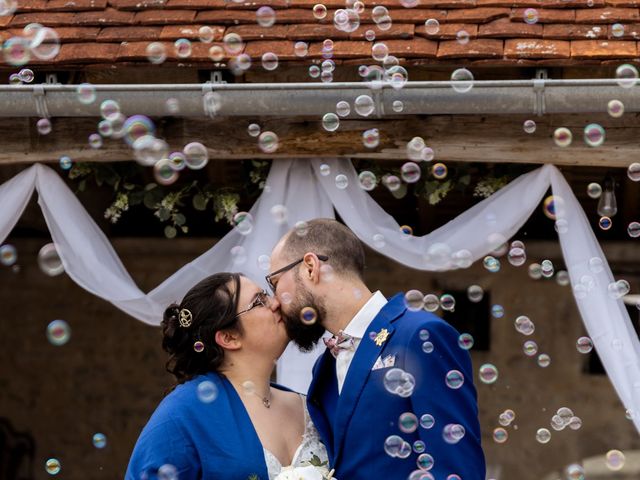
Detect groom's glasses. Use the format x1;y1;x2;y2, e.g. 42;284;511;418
265;254;329;293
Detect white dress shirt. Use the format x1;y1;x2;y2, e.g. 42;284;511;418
336;290;387;394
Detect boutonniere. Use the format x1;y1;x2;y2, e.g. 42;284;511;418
373;328;390;346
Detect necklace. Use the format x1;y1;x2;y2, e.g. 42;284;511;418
241;380;271;409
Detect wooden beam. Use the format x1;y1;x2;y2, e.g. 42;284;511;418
0;113;637;167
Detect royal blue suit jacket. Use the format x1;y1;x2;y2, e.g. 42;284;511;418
126;372;274;480
307;293;486;479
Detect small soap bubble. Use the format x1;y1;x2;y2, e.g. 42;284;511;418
606;449;625;471
420;413;435;429
261;52;279;71
458;333;474;350
467;285;484;303
335;174;349;189
401;162;422;183
357;171;377;191
493;427;508;443
523;119;536;134
587;182;602;199
523;8;538;24
300;306;318;325
479;363;498;384
336;100;350;117
450;68;474;93
196;380;218;403
146;42;167;64
536;428;551;444
584;123;605;147
92;433;107;449
553;127;572;147
515;315;535;335
432;163;448;179
627;221;640;238
313;3;327;19
322;112;340;132
354;95;375;116
537;353;551;367
37;118;52;135
233;212;254;236
445;370;464;389
523;340;538;356
491;305;504;318
599;216;612;230
256;5;276;27
440;294;455;312
38;243;64;276
183;142;209;170
294;41;308;57
404;290;424;311
174;38;192;58
45;458;61;475
258;131;279;153
423;294;439;312
442;424;466;444
47;319;71;346
616;63;638;88
424;18;439;34
608;99;624;117
627;162;640;181
398;412;419;433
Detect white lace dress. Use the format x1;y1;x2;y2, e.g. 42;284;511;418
263;396;330;480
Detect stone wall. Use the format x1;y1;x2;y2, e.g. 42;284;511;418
0;238;638;479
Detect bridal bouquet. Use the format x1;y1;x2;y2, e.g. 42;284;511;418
274;465;336;480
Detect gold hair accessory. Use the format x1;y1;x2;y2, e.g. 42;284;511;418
179;308;193;328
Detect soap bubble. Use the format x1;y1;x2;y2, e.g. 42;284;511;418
523;119;536;134
451;68;474;93
584;123;605;147
553;127;572;147
47;319;71;346
608;99;624;117
616;63;638;88
38;243;64;276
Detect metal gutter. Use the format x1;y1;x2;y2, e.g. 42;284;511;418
0;79;637;117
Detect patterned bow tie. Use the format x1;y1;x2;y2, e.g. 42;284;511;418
324;331;355;358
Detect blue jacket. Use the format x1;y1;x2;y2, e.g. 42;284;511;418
307;293;486;479
125;372;270;480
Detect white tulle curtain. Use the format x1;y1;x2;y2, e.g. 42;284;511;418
1;160;639;434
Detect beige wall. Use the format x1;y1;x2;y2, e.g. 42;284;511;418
1;238;639;479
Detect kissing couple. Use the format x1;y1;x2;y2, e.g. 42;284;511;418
126;219;486;480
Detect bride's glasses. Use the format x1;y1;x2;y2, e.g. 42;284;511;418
235;290;270;318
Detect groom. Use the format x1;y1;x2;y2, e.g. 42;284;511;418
268;219;486;479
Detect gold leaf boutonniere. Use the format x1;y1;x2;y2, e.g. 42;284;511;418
374;328;389;346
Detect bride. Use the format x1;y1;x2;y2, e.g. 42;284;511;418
125;272;330;480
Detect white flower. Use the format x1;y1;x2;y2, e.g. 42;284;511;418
274;465;326;480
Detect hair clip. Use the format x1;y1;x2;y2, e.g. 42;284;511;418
179;308;193;328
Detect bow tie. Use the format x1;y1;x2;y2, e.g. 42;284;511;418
324;331;355;358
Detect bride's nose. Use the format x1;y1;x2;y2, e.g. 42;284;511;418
268;294;280;311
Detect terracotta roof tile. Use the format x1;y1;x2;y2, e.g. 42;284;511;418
349;24;414;40
46;0;107;11
97;25;163;41
308;40;372;58
158;24;225;40
605;0;640;6
446;7;510;23
133;9;196;24
15;0;47;11
117;42;213;61
225;0;289;9
109;0;167;10
419;0;476;7
244;40;297;60
369;9;447;23
511;8;575;23
165;0;226;8
75;8;135;25
575;7;640;23
195;9;266;24
544;23;608;39
226;24;288;40
418;22;478;39
571;38;637;57
384;37;439;57
437;37;502;57
478;16;542;37
287;0;346;8
51;26;101;41
0;15;13;27
56;42;120;62
285;24;350;40
504;38;570;58
8;12;76;27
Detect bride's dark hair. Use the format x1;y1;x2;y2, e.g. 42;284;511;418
161;272;242;385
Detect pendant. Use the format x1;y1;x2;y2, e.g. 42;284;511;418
262;397;271;408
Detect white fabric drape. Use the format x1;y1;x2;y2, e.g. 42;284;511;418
1;160;639;433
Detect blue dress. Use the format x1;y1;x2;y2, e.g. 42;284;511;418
126;372;270;480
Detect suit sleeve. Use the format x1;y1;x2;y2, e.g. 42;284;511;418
125;415;200;480
404;318;486;480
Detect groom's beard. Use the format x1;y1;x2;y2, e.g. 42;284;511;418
283;287;327;352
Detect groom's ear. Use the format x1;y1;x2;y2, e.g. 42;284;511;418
302;252;322;284
215;329;242;351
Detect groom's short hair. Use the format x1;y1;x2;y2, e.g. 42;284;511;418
283;218;365;279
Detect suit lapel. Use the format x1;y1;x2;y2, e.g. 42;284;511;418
307;349;338;462
332;295;406;462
